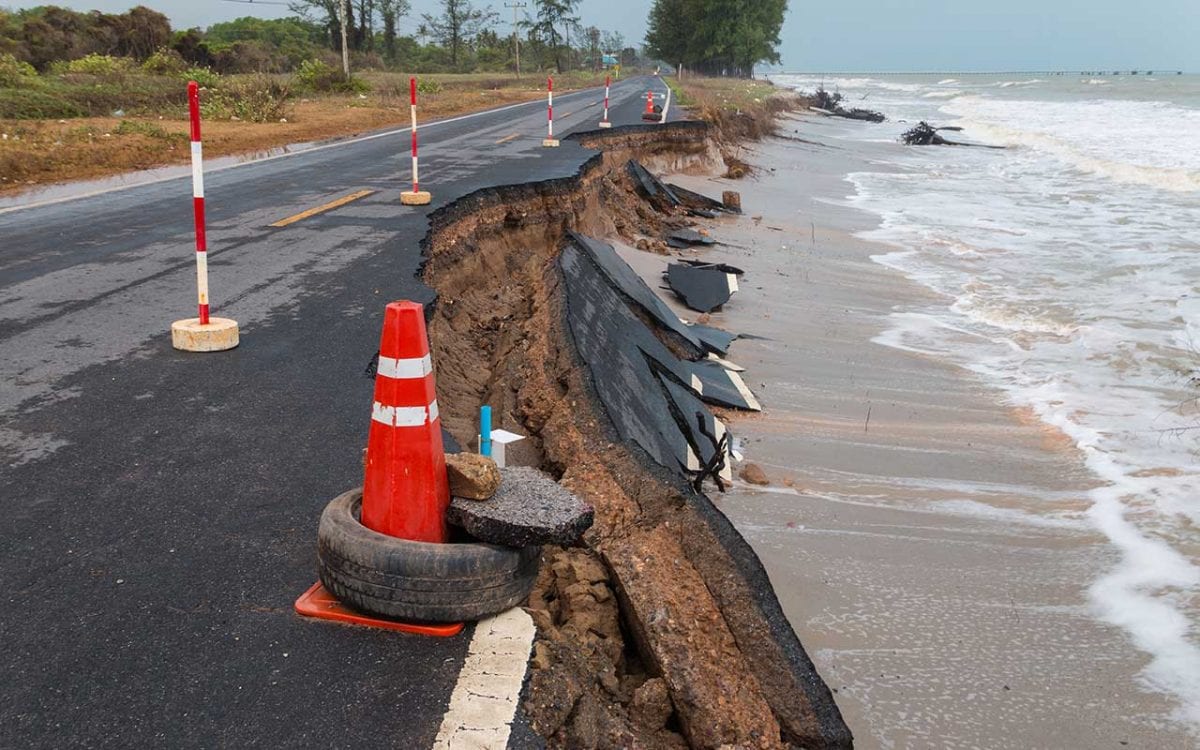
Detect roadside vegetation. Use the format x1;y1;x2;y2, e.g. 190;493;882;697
0;2;643;194
666;75;808;177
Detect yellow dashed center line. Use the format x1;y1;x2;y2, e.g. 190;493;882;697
494;133;520;144
269;189;376;228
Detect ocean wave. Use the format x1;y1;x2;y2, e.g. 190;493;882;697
941;96;1200;192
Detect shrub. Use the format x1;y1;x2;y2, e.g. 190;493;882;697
294;58;368;93
181;66;221;88
0;52;38;88
416;79;442;95
142;48;187;75
53;54;136;78
200;76;291;123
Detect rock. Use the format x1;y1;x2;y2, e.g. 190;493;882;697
445;452;501;500
697;313;712;325
531;641;553;670
631;678;673;731
447;466;595;546
738;463;770;486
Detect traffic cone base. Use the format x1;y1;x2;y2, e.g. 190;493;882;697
294;582;464;637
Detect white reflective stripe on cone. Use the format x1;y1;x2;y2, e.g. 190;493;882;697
372;400;438;427
377;354;432;380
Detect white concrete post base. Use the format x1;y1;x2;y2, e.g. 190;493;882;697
171;317;240;352
542;139;561;148
400;191;432;206
598;121;613;129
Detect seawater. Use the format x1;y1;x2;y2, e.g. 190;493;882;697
774;73;1200;729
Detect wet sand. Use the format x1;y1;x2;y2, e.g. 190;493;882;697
623;116;1195;747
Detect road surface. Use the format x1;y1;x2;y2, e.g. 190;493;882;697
0;76;672;749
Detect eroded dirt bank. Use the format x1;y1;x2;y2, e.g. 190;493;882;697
421;122;851;749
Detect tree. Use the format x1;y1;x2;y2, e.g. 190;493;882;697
644;0;693;72
601;30;624;56
645;0;786;77
527;0;577;73
377;0;410;63
205;16;323;66
289;0;355;53
421;0;496;69
584;25;600;71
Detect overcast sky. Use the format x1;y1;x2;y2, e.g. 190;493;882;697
5;0;1197;71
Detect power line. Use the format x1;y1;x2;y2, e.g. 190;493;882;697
219;0;292;6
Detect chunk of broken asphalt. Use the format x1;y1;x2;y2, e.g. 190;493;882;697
666;262;738;313
447;466;595;547
666;229;717;248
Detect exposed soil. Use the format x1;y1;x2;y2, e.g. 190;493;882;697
421;123;851;748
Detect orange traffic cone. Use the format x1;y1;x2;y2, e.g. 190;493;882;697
361;300;450;543
642;91;659;121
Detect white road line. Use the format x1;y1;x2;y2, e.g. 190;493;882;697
1;83;640;216
432;608;535;750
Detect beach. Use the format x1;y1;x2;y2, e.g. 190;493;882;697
629;108;1198;747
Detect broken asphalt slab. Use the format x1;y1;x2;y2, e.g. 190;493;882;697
665;262;740;313
567;231;735;357
559;237;732;481
448;466;594;547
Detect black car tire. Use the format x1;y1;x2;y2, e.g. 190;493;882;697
317;489;540;623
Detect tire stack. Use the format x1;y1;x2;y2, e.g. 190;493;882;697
317;489;541;623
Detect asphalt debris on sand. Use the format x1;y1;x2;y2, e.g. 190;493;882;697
688;359;762;412
666;228;717;249
447;466;594;547
626;159;682;209
559;236;734;485
665;261;739;313
567;231;735;358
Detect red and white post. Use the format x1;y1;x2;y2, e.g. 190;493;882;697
171;80;239;353
598;75;612;128
401;77;432;206
543;76;560;148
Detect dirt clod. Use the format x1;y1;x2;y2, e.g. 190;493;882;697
445;452;501;500
739;463;771;486
631;678;674;732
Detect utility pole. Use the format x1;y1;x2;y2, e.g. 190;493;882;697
337;0;350;77
504;2;527;79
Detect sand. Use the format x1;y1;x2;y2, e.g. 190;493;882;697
621;115;1196;748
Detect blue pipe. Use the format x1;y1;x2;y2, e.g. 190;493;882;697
480;405;492;457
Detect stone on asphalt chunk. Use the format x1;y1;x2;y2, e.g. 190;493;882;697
447;466;594;546
446;453;502;500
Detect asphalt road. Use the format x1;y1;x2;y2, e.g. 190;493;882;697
0;75;672;749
